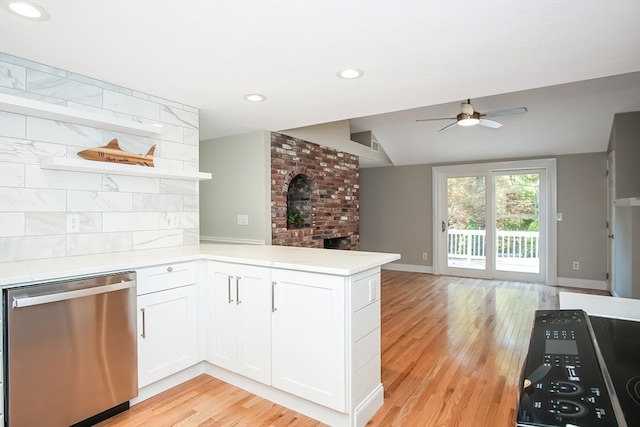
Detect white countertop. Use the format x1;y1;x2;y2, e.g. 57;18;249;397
0;244;401;287
558;291;640;321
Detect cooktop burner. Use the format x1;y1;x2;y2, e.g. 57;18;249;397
590;316;640;426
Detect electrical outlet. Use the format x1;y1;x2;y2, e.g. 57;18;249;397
168;212;179;228
67;214;80;233
423;252;428;260
572;261;580;270
237;214;249;226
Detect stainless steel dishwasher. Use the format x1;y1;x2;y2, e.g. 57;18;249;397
3;271;138;427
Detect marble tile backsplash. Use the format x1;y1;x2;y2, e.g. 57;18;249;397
0;53;201;262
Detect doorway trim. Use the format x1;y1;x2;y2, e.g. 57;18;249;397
432;158;557;285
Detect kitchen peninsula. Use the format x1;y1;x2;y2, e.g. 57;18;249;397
1;244;400;427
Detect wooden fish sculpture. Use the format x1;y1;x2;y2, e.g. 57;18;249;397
78;139;155;167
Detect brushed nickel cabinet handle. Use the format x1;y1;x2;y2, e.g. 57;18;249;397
167;266;173;272
271;281;277;312
236;276;241;305
140;308;146;339
228;275;234;303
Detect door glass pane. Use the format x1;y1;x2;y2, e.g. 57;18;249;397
447;176;486;270
494;173;540;273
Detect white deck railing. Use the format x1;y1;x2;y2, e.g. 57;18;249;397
447;230;539;263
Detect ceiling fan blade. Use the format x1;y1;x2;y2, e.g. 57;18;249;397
479;119;503;129
416;117;457;122
438;122;458;132
482;107;527;118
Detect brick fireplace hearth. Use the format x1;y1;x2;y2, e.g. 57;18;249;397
271;132;359;249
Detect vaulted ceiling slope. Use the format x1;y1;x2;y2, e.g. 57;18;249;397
1;1;639;166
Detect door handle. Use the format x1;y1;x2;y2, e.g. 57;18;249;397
227;275;234;304
607;234;614;239
442;221;446;232
12;280;136;308
236;276;241;305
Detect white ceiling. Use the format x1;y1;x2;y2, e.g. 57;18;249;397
1;1;639;167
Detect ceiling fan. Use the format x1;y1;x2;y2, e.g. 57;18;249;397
416;99;527;132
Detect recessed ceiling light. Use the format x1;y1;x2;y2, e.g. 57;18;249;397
2;0;50;21
244;94;266;102
337;68;364;79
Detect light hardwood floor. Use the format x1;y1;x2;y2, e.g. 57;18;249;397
98;270;607;427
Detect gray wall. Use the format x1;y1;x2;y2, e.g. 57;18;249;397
609;111;640;199
556;153;607;279
199;130;271;244
359;165;431;266
360;153;608;282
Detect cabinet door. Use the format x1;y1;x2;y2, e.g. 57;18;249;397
235;265;272;384
137;285;198;388
207;263;238;372
271;269;346;412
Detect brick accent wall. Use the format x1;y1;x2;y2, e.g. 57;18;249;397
271;132;359;249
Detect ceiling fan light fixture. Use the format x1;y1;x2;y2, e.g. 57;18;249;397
457;112;480;126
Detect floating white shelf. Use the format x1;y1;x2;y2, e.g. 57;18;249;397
0;93;162;137
614;197;640;207
41;157;212;181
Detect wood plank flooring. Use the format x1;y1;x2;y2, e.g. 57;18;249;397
98;271;608;427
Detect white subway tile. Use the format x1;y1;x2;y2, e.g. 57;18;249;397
27;69;102;107
0;61;26;90
0;111;26;138
183;127;199;146
160;179;198;195
160;105;198;129
161;140;199;162
0;235;66;262
103;175;160;193
0;187;66;212
0;162;25;187
0;136;66;164
25;212;66;235
133;229;182;250
67;190;133;212
25;165;102;190
104;90;160;121
26;116;103;147
67;232;133;256
133;193;183;212
0;213;25;237
103;212;160;232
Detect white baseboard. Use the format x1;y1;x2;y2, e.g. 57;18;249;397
556;277;607;291
200;236;265;245
382;262;433;274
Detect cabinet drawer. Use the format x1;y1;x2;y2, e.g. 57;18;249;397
137;262;197;295
353;300;380;342
352;274;380;312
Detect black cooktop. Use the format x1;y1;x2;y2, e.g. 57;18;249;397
589;315;640;427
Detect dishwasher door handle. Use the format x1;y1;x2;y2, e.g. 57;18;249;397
12;280;136;308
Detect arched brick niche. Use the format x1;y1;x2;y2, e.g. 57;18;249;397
271;132;359;249
286;174;313;228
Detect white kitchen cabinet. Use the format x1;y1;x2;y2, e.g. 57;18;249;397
206;262;271;385
271;268;347;412
136;263;198;388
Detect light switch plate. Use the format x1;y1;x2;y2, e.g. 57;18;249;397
237;214;249;226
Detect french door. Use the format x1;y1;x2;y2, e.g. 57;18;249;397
433;159;556;284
